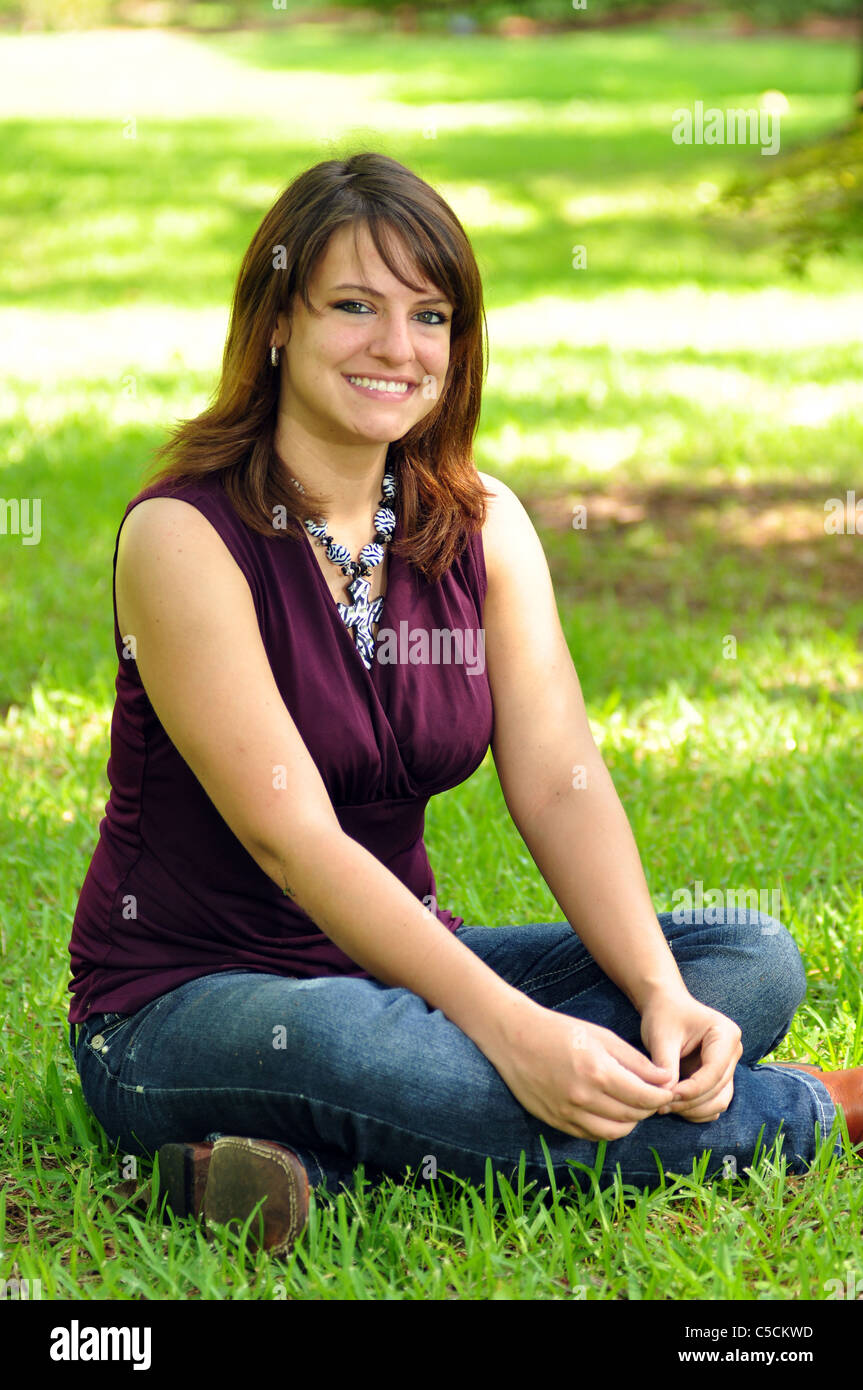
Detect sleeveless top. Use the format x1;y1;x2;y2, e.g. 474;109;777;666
67;469;494;1023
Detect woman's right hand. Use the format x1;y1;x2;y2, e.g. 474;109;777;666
488;999;677;1142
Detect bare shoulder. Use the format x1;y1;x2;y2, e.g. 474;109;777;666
117;495;238;575
116;495;247;632
475;469;549;591
119;495;219;547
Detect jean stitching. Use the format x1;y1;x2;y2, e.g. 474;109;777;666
79;1070;837;1177
80;989;183;1070
521;960;594;991
77;1071;600;1170
85;1015;133;1048
82;1080;828;1177
755;1063;842;1154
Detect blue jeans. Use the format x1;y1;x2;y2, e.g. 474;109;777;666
68;909;841;1195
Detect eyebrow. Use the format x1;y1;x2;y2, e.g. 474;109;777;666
331;282;452;307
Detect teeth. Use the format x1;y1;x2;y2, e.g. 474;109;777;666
347;376;410;394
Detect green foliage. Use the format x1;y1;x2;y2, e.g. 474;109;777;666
723;117;863;274
1;0;860;34
333;0;862;18
0;0;112;27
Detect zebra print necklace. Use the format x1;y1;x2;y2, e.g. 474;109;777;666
290;470;398;672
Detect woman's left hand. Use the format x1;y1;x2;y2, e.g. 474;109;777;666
639;989;743;1122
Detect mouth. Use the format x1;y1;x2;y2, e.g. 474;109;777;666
344;374;418;401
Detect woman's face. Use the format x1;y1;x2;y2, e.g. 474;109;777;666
273;221;453;447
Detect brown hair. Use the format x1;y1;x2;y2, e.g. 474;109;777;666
143;150;494;583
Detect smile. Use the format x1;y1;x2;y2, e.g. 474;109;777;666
345;375;415;398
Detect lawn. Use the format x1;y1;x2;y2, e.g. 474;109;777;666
1;20;862;1302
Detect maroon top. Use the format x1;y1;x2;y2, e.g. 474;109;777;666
67;469;494;1023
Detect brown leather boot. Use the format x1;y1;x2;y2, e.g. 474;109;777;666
771;1062;863;1146
156;1136;310;1255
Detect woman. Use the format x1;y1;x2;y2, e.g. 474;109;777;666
68;151;860;1257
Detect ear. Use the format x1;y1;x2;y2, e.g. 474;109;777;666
273;309;293;350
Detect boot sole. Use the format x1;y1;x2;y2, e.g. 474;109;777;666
156;1136;309;1256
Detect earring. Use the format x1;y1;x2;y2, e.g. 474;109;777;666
270;346;279;367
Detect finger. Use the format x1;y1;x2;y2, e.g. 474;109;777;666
600;1031;679;1090
562;1046;676;1126
671;1064;737;1116
566;1112;642;1143
561;1076;670;1126
677;1082;734;1123
584;1052;677;1117
672;1059;733;1105
669;1084;732;1122
568;1029;676;1114
671;1064;735;1113
568;1094;665;1127
645;1030;682;1089
671;1032;741;1102
668;1040;739;1112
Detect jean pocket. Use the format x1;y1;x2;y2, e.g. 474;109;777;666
82;989;178;1081
86;1012;134;1059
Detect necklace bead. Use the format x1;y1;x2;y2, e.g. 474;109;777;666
294;470;397;672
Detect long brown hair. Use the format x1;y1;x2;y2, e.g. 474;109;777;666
144;150;494;583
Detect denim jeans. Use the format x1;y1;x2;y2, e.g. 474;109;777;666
68;909;841;1196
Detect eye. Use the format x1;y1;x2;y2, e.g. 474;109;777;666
333;301;449;325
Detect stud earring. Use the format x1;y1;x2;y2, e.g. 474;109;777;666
270;346;279;367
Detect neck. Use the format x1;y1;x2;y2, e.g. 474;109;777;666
273;416;391;529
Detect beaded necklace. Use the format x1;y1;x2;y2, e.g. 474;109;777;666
289;470;398;672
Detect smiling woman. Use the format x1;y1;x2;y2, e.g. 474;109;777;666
137;152;491;585
266;217;459;584
65;149;858;1261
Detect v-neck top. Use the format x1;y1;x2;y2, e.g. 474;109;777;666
67;469;494;1023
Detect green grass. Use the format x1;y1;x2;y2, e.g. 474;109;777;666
1;23;862;1301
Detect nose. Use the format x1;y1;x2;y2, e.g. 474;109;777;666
369;311;416;364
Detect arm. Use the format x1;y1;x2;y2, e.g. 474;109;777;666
480;472;683;1008
479;472;741;1113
